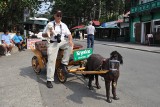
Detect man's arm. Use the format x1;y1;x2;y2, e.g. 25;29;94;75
68;34;74;47
19;36;23;41
10;39;14;44
19;36;23;43
2;40;6;44
64;24;74;47
1;35;7;44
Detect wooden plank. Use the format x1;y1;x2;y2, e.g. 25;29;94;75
68;67;109;74
68;67;85;72
77;67;85;70
69;70;109;74
69;69;77;72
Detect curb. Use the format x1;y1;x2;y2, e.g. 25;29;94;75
102;43;160;54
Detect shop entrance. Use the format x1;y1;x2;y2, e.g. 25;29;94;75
134;23;141;43
144;22;151;41
144;22;151;35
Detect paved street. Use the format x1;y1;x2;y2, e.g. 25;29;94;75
0;50;43;107
0;40;160;107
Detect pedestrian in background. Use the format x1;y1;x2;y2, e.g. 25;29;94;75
1;29;14;56
76;31;80;39
79;31;83;40
42;10;74;88
86;21;96;48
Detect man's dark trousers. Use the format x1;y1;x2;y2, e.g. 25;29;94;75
87;34;94;48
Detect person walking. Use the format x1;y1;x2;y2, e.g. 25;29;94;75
42;10;74;88
86;21;96;48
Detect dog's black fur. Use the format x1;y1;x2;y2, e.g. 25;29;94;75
85;51;123;103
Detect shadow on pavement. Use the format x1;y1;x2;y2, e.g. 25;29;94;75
19;66;107;104
63;75;106;104
19;66;46;86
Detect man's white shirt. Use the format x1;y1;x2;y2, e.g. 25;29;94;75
43;21;71;41
86;25;95;35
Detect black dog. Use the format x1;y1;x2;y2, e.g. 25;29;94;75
85;51;123;103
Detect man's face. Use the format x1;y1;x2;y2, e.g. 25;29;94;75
54;13;62;22
6;31;9;35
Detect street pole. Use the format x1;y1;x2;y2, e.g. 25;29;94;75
24;7;29;41
93;3;96;20
24;15;26;39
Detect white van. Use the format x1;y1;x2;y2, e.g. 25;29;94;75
26;17;48;39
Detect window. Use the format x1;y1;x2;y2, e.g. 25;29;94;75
154;21;160;33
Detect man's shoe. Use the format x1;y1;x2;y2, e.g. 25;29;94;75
46;81;53;88
7;52;11;55
5;53;9;56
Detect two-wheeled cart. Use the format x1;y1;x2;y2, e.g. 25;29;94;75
31;41;109;83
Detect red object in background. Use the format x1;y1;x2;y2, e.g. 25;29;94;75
92;20;100;26
71;25;85;30
116;19;124;23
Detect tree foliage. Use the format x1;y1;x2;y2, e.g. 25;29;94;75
0;0;126;31
0;0;41;31
52;0;125;27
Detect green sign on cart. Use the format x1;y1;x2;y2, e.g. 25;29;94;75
73;48;93;61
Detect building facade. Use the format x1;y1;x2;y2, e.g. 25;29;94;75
130;0;160;44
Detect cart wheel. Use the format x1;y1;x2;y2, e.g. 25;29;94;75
32;56;41;75
56;68;67;83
